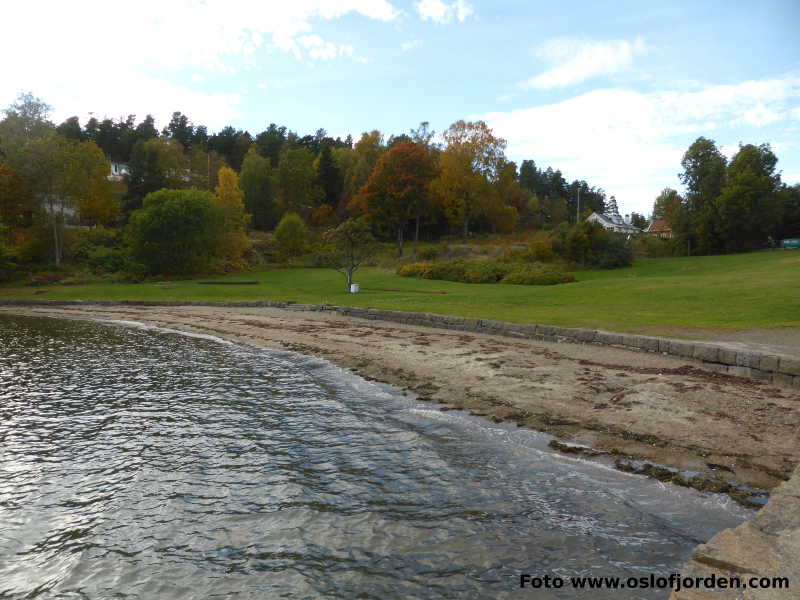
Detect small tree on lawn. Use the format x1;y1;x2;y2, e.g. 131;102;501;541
321;219;380;292
274;212;310;262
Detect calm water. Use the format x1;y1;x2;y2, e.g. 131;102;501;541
0;315;752;599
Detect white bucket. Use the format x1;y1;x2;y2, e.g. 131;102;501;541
349;283;360;293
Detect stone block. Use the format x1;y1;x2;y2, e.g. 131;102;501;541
570;328;597;343
535;325;557;337
736;351;760;368
621;334;642;348
668;340;696;358
515;324;537;338
659;338;672;353
779;357;800;376
596;331;623;346
717;348;738;365
702;363;729;374
634;336;661;352
759;355;780;373
692;344;719;362
773;373;794;388
729;366;752;377
463;318;480;330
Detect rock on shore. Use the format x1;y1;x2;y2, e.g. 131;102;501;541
670;464;800;599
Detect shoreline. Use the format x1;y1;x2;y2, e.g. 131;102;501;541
3;303;798;500
4;304;798;598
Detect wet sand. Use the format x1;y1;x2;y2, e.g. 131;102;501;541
4;304;799;492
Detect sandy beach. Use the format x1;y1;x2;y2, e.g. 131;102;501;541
4;304;799;493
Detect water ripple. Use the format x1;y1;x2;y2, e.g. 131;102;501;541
0;315;751;599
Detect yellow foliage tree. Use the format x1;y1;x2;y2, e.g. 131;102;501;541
432;120;506;241
213;166;251;270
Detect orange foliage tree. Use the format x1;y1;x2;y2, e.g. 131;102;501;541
348;141;437;256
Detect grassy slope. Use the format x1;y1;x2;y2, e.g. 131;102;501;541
2;251;798;335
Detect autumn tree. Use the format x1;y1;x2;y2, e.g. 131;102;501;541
213;167;251;270
490;160;522;233
0;93;54;161
433;120;506;241
239;147;275;230
349;141;437;256
651;187;683;221
12;136;113;265
186;145;227;191
0;165;34;228
343;131;384;207
275;147;322;217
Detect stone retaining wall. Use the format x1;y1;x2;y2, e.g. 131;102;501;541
2;299;798;388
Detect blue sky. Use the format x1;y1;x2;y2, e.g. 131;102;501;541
2;0;798;216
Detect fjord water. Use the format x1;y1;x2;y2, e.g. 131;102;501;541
0;315;751;599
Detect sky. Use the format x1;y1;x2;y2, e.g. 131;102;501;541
2;0;799;217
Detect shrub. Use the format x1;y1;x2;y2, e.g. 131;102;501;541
501;265;575;285
463;260;515;283
398;257;574;286
499;246;529;263
416;246;439;261
0;226;16;282
632;235;674;258
528;236;557;262
127;189;225;275
596;234;634;268
397;262;434;278
86;246;128;274
274;213;310;261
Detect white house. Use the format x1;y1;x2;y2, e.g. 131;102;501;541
108;161;130;181
586;200;641;235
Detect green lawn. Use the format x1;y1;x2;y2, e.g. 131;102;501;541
2;251;799;336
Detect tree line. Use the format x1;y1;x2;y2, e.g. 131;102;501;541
651;137;799;255
1;92;797;281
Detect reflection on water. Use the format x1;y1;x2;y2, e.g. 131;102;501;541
0;315;751;599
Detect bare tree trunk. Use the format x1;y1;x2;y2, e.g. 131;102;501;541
413;214;420;257
51;217;60;267
462;216;469;243
396;226;404;257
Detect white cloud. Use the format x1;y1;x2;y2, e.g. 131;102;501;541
0;0;399;131
256;82;267;89
298;34;355;61
478;75;800;216
58;74;242;133
401;40;424;52
522;37;646;90
415;0;473;24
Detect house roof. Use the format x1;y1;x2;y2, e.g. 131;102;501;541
587;211;640;232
